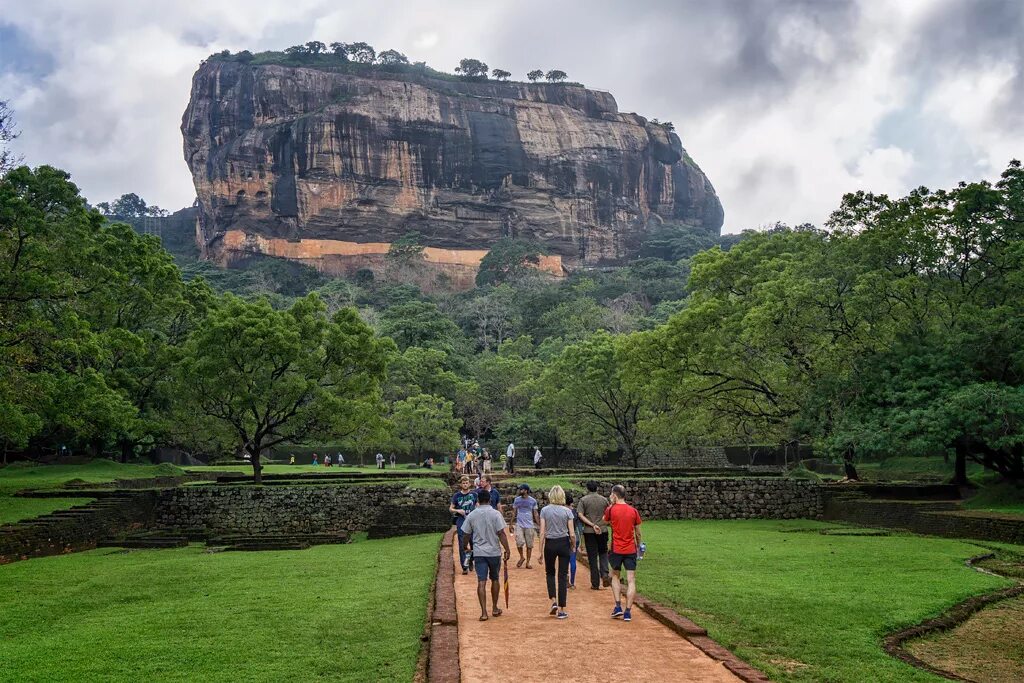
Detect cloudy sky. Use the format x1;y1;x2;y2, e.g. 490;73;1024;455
1;0;1022;232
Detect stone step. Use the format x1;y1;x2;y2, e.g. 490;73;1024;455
222;542;311;551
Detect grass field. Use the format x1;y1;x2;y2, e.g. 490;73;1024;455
0;534;439;682
0;461;185;526
185;464;432;475
639;520;1011;682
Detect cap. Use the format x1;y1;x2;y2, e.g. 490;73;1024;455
518;483;531;492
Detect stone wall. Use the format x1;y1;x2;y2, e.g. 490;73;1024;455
0;492;158;564
156;478;823;538
823;493;1024;545
495;478;822;523
156;484;450;535
637;447;732;469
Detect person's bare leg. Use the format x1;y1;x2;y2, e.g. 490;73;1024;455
526;543;533;568
490;578;502;616
611;569;622;605
517;543;525;566
477;580;488;620
625;569;637;610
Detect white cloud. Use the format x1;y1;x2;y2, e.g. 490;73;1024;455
0;0;1021;231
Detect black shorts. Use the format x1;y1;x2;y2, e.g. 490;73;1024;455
609;551;637;571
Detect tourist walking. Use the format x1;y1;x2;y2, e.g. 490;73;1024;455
566;492;581;589
324;454;332;467
460;489;511;620
533;446;543;469
456;446;466;473
577;481;612;589
512;484;539;568
481;448;492;473
336;452;345;465
375;452;384;470
389;453;397;469
465;451;474;475
506;442;515;474
289;454;295;465
475;474;502;513
538;485;576;619
312;453;319;466
450;475;477;574
604;484;643;622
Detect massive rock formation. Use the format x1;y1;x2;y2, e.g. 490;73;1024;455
182;60;723;287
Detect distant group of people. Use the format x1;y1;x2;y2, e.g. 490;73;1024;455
292;452;346;467
374;452;398;469
450;475;643;622
454;440;543;476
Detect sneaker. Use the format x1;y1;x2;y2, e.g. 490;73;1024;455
602;575;612;588
611;604;624;619
623;609;632;622
549;603;558;616
462;568;468;575
557;611;569;619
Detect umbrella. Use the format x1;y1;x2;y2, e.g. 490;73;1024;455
503;555;510;608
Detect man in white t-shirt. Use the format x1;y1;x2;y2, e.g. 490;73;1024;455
533;446;542;469
505;442;516;474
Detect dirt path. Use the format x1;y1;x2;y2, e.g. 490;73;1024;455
453;530;741;683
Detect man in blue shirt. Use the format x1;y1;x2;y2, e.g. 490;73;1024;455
512;483;539;568
475;474;502;513
449;476;477;574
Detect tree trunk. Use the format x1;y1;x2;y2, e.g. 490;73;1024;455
951;449;969;486
119;440;133;464
251;441;263;484
843;448;859;481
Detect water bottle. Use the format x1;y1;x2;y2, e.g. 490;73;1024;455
637;542;647;560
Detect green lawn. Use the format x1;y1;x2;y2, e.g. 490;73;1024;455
0;535;439;682
639;520;1011;682
962;478;1024;516
0;461;185;526
856;456;983;482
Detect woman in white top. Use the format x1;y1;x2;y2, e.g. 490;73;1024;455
538;485;576;619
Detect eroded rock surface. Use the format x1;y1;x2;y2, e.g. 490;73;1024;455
182;61;723;283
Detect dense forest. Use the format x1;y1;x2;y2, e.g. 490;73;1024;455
2;103;1022;483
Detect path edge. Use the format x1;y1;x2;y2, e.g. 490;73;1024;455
881;552;1024;682
578;553;771;682
419;527;460;683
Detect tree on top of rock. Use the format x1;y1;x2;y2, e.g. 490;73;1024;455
476;238;546;287
329;42;349;58
455;58;489;79
305;41;326;55
545;70;568;83
526;69;544;82
491;68;511;81
346;42;376;63
377;49;409;65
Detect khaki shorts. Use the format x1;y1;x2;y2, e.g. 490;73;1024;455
514;526;536;548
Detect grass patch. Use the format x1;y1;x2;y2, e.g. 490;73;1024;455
0;535;439;681
185;465;426;475
0;497;96;526
0;461;184;526
907;594;1024;682
857;456;983;482
963;478;1024;516
639;519;1010;682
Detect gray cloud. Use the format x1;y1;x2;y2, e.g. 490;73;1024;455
0;0;1021;231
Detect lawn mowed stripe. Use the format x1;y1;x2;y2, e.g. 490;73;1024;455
639;519;1010;682
0;535;439;682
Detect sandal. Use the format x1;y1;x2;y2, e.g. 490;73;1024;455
516;558;524;568
492;608;503;617
479;615;489;621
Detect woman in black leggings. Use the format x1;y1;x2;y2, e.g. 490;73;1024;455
538;485;577;619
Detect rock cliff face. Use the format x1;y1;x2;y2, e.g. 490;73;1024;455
182;61;723;286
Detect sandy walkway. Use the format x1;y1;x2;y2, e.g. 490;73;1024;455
452;530;741;682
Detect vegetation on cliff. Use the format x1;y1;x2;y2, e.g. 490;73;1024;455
206;45;579;86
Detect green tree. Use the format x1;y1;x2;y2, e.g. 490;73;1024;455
304;41;326;55
475;238;545;286
385;346;462;403
110;192;149;217
377;49;409;65
178;294;389;481
526;70;544;82
329;42;349;58
378;300;463;352
455;58;489;79
545;70;568;83
346;42;376;63
537;332;656;467
390;394;461;460
491;68;511;81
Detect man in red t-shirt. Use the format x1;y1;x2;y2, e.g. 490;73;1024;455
603;484;642;622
